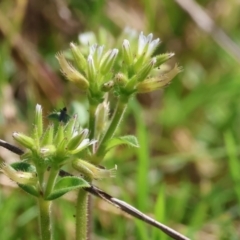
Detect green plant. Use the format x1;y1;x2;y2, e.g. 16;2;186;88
0;29;187;240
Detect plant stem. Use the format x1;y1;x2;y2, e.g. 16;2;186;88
76;189;89;240
45;167;59;197
38;197;52;240
96;96;129;159
88;103;97;141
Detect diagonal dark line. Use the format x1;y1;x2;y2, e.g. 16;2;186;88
0;139;190;240
84;184;190;240
0;139;24;155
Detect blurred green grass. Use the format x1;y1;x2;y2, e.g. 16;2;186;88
1;0;240;239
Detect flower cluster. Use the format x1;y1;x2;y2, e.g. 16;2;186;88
0;105;113;199
57;43;119;104
13;105;95;168
57;30;182;103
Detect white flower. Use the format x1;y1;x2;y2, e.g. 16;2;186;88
137;32;160;58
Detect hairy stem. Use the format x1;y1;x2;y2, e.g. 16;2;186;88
96;97;129;159
76;189;89;240
38;197;52;240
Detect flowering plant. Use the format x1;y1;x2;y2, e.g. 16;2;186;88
0;29;187;240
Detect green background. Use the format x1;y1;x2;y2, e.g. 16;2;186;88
0;0;240;239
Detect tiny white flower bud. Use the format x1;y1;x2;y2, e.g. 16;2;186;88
70;42;87;72
56;53;89;90
122;39;133;65
100;49;119;74
87;55;96;82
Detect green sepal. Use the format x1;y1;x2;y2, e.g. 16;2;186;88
18;184;39;197
99;49;118;75
66;129;88;151
54;123;65;146
70;42;87;73
45;176;90;200
133;53;146;72
56;138;68;156
41;124;54;146
135;57;156;83
35;104;43;138
123;75;138;94
64;114;78;137
32;125;40;149
122;39;133;66
12;132;35;150
154;53;174;68
105;135;139;151
72;159;94;180
87;55;96;83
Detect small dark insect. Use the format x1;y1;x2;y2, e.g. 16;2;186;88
58;107;70;123
48;107;70;124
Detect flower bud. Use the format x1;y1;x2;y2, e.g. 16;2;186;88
67;129;89;151
94;45;105;67
95;98;109;139
134;32;160;70
122;39;133;65
40;144;56;157
69;139;97;155
35;104;43;137
87;55;96;82
135;57;156;82
114;73;128;87
89;44;104;68
137;32;150;56
0;162;37;185
155;53;175;68
54;124;65;146
136;64;182;93
56;52;89;90
56;138;68;156
72;159;117;179
64;114;78;138
100;49;119;74
146;38;160;58
41;124;54;146
70;42;87;72
13;132;35;150
101;81;114;92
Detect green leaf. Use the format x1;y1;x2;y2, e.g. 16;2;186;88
45;176;90;200
11;162;36;173
105;135;139;151
18;184;39;197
